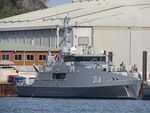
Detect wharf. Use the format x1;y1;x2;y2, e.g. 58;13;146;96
0;84;17;97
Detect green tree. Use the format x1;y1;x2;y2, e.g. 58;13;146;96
0;0;49;19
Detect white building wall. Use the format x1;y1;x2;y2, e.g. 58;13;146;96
93;27;130;65
0;29;58;48
73;27;92;54
131;29;150;73
93;27;150;73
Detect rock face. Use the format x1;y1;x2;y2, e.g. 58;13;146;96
15;0;48;10
0;0;48;19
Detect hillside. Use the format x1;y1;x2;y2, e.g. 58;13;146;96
0;0;48;19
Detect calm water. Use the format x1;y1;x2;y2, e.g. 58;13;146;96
0;97;150;113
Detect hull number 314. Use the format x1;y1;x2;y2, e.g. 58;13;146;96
93;76;101;83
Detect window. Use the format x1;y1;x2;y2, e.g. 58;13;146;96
14;54;22;61
39;54;46;61
2;54;9;60
52;73;66;80
26;54;34;61
64;56;106;62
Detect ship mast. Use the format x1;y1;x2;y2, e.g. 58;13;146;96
61;16;72;55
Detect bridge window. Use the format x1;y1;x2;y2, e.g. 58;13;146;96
64;56;106;62
52;73;66;80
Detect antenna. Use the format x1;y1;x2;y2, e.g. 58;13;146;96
60;16;72;55
64;16;70;42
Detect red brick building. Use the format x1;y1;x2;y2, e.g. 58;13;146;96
0;41;59;66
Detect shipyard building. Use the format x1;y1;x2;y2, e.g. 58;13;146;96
0;0;150;75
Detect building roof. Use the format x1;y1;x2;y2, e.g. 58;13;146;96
0;0;150;31
14;66;36;72
0;41;59;52
0;61;15;66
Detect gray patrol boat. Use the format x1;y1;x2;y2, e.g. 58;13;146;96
16;17;141;99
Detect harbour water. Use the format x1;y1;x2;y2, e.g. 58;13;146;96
0;97;150;113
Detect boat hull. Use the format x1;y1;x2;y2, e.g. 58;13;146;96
16;85;138;99
142;87;150;100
